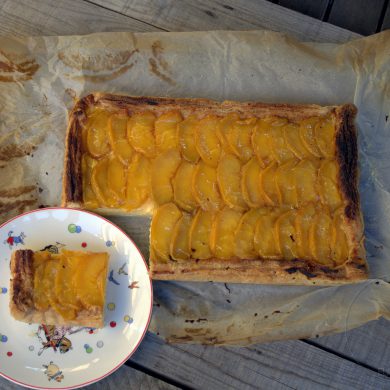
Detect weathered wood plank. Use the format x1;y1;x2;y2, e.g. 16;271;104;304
278;0;330;20
0;0;160;36
328;0;386;35
90;0;361;43
130;332;390;390
0;364;177;390
311;317;390;375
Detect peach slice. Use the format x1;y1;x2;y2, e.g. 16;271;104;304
151;149;181;205
318;159;342;210
108;114;135;165
275;209;299;260
91;156;118;207
315;117;335;158
309;207;333;266
178;114;200;163
235;208;266;259
294;159;319;205
226;117;256;163
107;155;126;202
268;121;294;164
251;119;273;167
189;209;214;259
155;110;182;152
241;157;265;208
127;111;156;158
193;161;223;212
259;161;279;206
195;114;221;167
74;253;108;308
82;154;99;209
151;203;182;261
125;153;151;210
275;159;298;207
217;112;239;153
254;210;281;258
283;122;312;159
331;207;350;264
217;154;247;211
86;109;111;158
55;253;82;311
299;117;322;158
295;203;316;260
33;259;50;311
210;208;242;259
172;161;198;212
170;212;192;261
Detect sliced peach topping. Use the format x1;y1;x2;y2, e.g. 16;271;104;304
193;161;223;212
210;208;242;259
189;209;214;259
195;115;221;167
125;153;151;210
151;203;182;261
299;117;322;158
108;113;134;165
178;114;200;163
86;109;111;158
155;110;182;152
235;208;266;259
127;111;156;158
151;149;181;205
217;154;247;211
172;161;198;212
170;212;192;261
241;157;265;208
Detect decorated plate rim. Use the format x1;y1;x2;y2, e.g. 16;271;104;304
0;207;153;390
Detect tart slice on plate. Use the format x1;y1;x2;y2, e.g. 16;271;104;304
10;249;109;328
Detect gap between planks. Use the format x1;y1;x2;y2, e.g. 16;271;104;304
82;0;169;31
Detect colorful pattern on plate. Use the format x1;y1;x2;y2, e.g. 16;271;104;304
4;231;25;249
43;361;64;383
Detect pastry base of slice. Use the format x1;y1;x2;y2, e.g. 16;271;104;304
9;249;108;328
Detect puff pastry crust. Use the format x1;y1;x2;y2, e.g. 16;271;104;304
9;249;108;328
62;93;367;285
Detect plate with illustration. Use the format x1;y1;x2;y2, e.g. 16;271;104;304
0;207;152;389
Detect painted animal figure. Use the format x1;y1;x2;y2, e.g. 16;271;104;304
37;325;73;356
36;325;89;356
4;231;26;249
43;361;64;382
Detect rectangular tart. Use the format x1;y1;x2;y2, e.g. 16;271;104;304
10;249;108;327
62;93;367;285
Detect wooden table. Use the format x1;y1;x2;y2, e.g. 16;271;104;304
0;1;389;389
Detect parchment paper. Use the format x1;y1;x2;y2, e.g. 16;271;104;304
0;30;389;345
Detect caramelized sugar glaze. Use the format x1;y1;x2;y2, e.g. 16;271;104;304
79;106;352;268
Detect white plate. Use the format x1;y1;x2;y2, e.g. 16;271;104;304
0;208;152;389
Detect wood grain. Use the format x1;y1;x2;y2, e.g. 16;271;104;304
311;317;390;375
0;0;161;36
0;364;177;390
90;0;361;43
278;0;330;20
328;0;386;35
130;332;390;389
